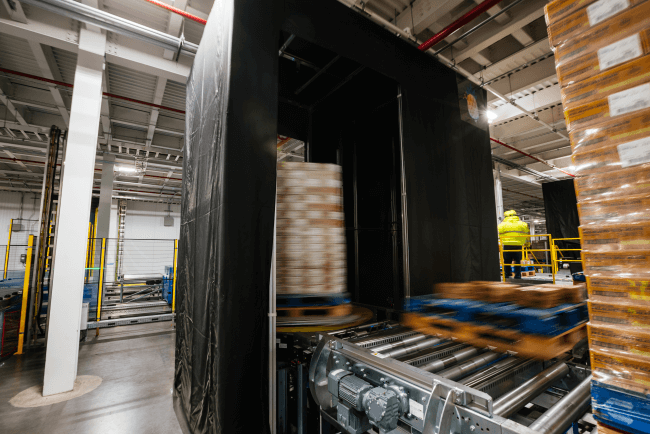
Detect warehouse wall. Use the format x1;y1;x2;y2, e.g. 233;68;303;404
0;191;40;246
105;200;180;279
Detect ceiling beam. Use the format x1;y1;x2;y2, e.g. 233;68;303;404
28;41;71;126
0;7;191;82
393;0;465;35
450;0;547;64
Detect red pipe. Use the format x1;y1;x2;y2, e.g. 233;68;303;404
490;138;575;178
0;67;185;115
418;0;506;51
142;0;207;25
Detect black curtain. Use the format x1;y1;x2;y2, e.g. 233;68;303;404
542;179;582;272
174;0;277;432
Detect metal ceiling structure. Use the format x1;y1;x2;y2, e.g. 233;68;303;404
0;0;570;213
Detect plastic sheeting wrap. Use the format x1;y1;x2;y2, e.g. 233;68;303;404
173;0;276;433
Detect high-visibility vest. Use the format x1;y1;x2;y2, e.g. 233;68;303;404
498;216;529;246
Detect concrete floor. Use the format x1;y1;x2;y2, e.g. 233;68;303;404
0;322;182;434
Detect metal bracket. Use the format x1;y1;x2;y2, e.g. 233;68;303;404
423;385;463;434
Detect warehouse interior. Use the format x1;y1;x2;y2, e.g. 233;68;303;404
0;0;647;434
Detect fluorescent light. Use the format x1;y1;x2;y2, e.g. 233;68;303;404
534;220;539;223
115;165;137;173
487;110;497;123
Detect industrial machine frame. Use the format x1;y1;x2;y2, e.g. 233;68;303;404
303;325;591;434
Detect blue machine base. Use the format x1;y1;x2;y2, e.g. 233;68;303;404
277;293;350;308
592;381;650;434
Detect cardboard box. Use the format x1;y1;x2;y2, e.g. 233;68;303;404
591;349;650;395
578;195;650;225
570;108;650;154
554;3;650;87
545;0;608;26
589;300;650;327
548;0;648;47
435;282;479;300
517;285;566;309
580;222;650;252
562;55;650;110
564;82;650;132
589;322;650;357
472;281;520;303
582;250;650;276
571;134;650;177
587;275;650;304
574;164;650;202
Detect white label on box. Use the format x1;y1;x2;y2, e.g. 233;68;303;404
609;83;650;117
597;33;643;70
409;399;424;420
618;136;650;167
372;351;390;358
587;0;630;26
276;338;281;344
279;343;287;349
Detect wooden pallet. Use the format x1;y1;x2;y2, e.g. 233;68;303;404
277;303;352;318
402;312;586;359
521;271;535;277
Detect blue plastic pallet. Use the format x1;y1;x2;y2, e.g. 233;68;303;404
592;381;650;434
277;293;350;308
403;297;587;337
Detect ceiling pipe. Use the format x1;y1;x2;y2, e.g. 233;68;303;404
19;0;198;57
141;0;207;25
336;0;569;141
418;0;507;51
0;67;185;114
491;138;574;177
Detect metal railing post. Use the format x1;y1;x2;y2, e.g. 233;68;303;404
550;236;556;284
498;239;506;282
95;238;106;336
4;219;13;279
16;235;34;355
172;239;178;315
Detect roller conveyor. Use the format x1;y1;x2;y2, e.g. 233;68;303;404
376;336;443;358
308;326;592;434
420;346;480;373
436;351;501;381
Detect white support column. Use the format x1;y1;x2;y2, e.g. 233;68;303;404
494;163;504;224
43;27;106;397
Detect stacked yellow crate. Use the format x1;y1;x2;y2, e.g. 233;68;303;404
546;0;650;420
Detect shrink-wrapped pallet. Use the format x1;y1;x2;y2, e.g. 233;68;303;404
276;162;347;295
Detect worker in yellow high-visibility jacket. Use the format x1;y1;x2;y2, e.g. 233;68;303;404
498;210;529;279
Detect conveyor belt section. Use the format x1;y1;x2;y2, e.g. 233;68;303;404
100;300;171;320
313;325;592;434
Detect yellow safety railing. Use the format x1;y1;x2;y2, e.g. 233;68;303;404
16;235;34;355
500;234;583;284
172;239;178;326
3;219;13;279
95;238;106;336
499;233;555;283
551;237;582;277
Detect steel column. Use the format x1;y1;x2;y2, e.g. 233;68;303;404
42;27;106;396
297;363;307;434
15;235;34;354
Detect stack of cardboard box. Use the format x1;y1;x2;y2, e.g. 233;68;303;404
546;0;650;430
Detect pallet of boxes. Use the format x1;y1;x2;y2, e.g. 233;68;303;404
546;0;650;432
402;281;587;359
